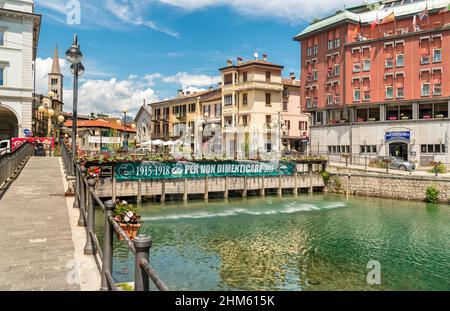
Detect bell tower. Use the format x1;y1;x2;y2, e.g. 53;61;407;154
48;45;63;101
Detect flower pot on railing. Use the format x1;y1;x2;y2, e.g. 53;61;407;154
113;200;141;240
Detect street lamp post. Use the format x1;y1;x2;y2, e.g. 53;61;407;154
65;34;84;170
117;108;136;153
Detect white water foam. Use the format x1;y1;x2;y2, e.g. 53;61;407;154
142;202;347;221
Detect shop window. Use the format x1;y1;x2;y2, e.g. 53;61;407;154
419;103;433;119
386;105;398;121
399;105;413;120
434;103;448;118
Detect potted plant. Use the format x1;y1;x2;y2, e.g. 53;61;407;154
357;118;365;123
113;200;141;240
86;166;101;180
435;114;444;119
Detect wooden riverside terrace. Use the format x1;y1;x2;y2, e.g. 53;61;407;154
85;162;327;202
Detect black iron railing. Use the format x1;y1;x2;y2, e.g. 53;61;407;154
61;144;168;291
0;143;34;191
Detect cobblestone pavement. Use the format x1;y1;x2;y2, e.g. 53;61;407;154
0;157;80;291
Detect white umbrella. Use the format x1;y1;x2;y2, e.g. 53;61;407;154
163;141;176;146
151;140;163;145
141;140;153;146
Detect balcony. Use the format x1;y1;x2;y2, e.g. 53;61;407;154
224;80;283;92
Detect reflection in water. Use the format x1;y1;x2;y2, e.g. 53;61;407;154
97;195;450;291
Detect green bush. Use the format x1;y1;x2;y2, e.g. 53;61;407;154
425;186;440;203
429;162;447;174
369;159;387;169
321;171;330;184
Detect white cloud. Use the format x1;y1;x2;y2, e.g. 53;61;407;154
35;58;159;116
157;0;363;23
162;72;221;89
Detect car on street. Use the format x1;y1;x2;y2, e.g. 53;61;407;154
0;140;10;156
377;156;416;171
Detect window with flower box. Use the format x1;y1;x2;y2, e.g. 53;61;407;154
363;91;370;101
433;84;442;96
421;54;430;65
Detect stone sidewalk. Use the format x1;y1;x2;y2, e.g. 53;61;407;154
0;157;80;291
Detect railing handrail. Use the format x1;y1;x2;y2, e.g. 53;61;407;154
61;144;168;291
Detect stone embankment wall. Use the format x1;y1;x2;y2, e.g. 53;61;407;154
327;172;450;203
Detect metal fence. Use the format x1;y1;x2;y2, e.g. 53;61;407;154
0;143;34;191
61;144;168;291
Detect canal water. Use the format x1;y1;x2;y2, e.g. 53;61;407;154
106;194;450;291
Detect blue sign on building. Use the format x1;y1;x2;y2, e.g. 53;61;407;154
385;131;411;142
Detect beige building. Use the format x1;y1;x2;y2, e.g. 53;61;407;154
136;55;309;157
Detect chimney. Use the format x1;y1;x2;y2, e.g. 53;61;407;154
262;53;268;61
178;89;184;97
186;91;191;95
289;72;296;80
237;57;243;65
227;59;233;66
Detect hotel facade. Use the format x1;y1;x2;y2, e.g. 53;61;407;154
294;0;450;166
136;56;309;158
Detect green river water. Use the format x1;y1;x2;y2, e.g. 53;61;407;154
105;194;450;291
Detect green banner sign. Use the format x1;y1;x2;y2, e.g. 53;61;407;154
115;161;296;180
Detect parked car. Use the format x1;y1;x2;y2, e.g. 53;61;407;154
0;140;10;156
377;156;416;171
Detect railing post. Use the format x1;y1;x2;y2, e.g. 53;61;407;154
100;200;115;291
133;234;152;291
84;179;97;255
73;160;81;209
78;166;86;227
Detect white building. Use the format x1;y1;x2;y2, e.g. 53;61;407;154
0;0;41;140
134;103;152;145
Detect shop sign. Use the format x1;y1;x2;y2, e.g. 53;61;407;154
385;131;410;142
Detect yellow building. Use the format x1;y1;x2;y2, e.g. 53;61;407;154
136;54;309;157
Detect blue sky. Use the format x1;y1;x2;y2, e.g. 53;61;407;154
34;0;360;116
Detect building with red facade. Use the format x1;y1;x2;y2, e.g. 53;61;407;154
294;0;450;166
